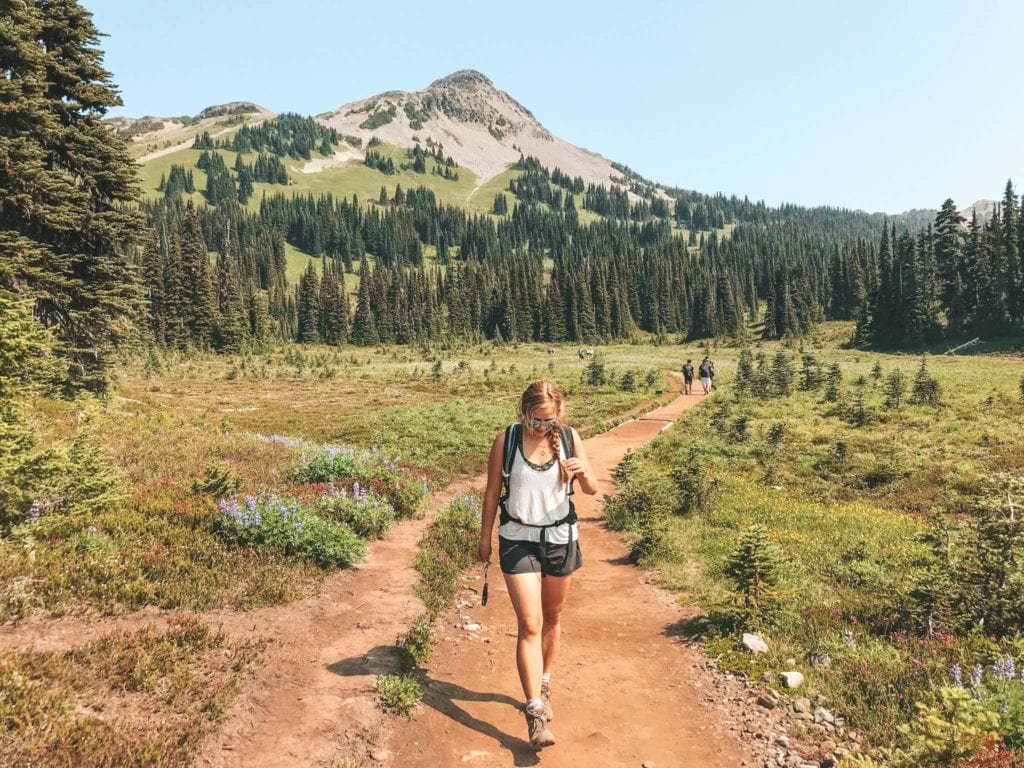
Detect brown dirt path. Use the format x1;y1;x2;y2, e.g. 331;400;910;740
384;389;752;768
1;380;752;768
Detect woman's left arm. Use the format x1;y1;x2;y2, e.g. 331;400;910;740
564;427;599;495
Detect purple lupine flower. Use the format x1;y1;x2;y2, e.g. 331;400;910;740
971;664;984;687
252;513;262;527
87;525;97;534
1000;702;1010;715
950;664;963;688
27;501;41;522
244;495;257;513
993;657;1017;682
353;481;362;499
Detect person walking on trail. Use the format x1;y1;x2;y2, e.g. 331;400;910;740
682;358;695;395
478;380;598;751
698;356;714;395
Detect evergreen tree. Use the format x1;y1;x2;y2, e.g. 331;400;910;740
0;0;145;391
351;257;378;345
296;261;321;343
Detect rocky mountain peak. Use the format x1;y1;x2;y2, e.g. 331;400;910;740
318;70;619;192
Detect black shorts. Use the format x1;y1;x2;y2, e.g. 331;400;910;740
498;536;582;577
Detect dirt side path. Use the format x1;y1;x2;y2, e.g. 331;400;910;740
385;391;752;768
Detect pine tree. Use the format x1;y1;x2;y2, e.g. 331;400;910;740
351;257;378;345
296;261;321;343
725;524;787;628
0;291;57;529
0;0;146;391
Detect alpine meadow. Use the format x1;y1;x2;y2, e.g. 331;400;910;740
2;2;1024;767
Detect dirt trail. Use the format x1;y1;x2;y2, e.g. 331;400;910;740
1;382;752;768
384;391;750;768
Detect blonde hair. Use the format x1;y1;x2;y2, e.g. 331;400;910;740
518;380;571;484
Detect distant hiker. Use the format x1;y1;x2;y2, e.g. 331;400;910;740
698;356;714;395
578;349;586;361
478;380;598;751
682;359;694;395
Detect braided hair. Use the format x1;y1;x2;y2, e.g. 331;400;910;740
519;379;571;484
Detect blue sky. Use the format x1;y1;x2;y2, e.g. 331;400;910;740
84;0;1024;214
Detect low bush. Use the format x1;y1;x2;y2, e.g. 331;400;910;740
214;494;364;568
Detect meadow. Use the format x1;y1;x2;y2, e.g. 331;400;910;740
603;329;1024;766
4;329;1022;766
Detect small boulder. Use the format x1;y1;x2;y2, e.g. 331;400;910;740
742;633;769;654
780;671;804;689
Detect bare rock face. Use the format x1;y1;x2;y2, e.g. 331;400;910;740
318;69;623;192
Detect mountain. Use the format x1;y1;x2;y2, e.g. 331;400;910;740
317;70;625;191
109;102;275;161
959;199;997;226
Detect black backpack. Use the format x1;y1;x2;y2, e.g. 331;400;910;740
699;361;711;377
683;363;694;377
498;423;577;535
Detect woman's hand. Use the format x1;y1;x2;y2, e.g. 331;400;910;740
478;538;492;564
560;457;588;482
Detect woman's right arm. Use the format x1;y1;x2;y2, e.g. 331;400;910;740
478;430;506;563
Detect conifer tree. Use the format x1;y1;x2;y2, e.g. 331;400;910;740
296;261;321;343
0;0;145;391
351;257;378;345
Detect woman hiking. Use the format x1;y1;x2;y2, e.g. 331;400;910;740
478;380;598;750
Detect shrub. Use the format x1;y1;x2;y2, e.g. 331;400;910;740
724;523;788;629
670;448;717;515
315;490;395;539
910;358;941;406
412;495;480;619
770;351;795;396
892;686;999;767
824;362;843;402
214;494;364;568
375;674;422;715
191;461;242;498
398;613;433;673
584;358;607;386
884;368;907;409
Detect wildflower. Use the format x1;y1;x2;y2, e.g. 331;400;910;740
1000;702;1010;715
27;500;41;522
252;513;262;527
993;657;1017;682
971;664;984;687
950;664;963;688
842;629;855;648
87;525;97;534
244;495;257;513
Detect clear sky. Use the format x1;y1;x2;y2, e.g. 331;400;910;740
83;0;1024;214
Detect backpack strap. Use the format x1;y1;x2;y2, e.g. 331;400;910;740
561;424;576;497
499;422;578;522
498;423;520;524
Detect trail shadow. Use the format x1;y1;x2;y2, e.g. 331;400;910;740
604;553;633;567
664;615;712;644
327;644;403;676
329;647;540;767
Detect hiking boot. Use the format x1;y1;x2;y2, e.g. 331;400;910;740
525;705;555;750
540;681;554;721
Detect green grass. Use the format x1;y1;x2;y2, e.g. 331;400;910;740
601;329;1024;758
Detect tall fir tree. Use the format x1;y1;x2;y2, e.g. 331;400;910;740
0;0;146;391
